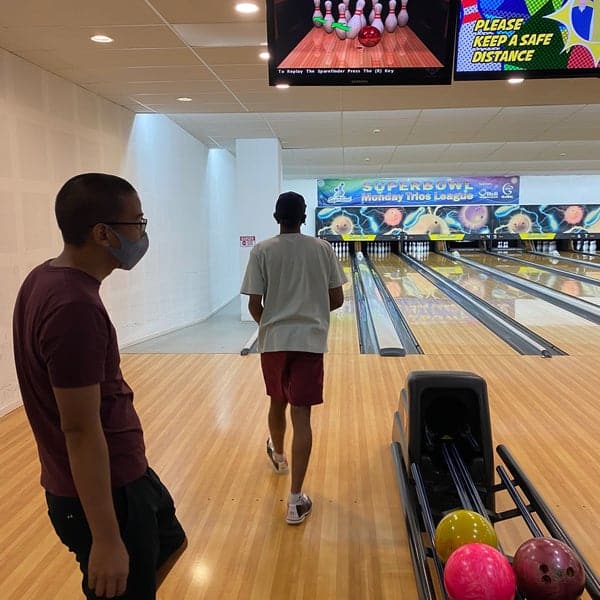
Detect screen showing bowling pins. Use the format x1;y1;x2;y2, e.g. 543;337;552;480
266;0;458;85
455;0;600;80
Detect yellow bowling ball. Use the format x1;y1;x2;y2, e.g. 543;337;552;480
434;509;498;562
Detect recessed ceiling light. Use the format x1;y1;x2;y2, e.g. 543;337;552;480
364;157;371;162
259;51;270;60
276;83;290;89
177;97;193;102
559;152;567;157
235;2;259;13
90;34;113;44
372;128;381;134
507;77;524;84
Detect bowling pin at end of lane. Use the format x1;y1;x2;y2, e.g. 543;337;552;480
398;0;409;26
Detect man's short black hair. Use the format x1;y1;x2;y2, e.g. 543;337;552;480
274;191;306;227
55;173;137;246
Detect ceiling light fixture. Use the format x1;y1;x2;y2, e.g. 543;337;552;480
235;3;259;13
259;51;270;60
559;153;567;157
90;34;114;44
507;77;524;84
372;128;381;134
276;83;290;89
365;157;371;162
177;97;193;102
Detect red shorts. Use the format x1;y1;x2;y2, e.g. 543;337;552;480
260;351;324;406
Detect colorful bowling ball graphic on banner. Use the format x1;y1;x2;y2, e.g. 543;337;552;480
443;543;516;600
459;205;489;231
331;215;353;235
434;509;499;562
507;212;533;234
562;205;585;225
512;537;585;600
383;208;403;227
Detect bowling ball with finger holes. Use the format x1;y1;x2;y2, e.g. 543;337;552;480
434;509;499;563
443;543;516;600
512;537;585;600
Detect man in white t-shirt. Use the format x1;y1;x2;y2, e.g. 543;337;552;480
240;191;347;525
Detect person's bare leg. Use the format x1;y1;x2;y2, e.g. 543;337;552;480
268;398;287;454
290;405;312;494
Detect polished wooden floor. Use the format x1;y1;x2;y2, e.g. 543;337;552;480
278;26;442;70
2;347;600;598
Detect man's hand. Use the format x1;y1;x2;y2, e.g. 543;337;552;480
88;537;129;598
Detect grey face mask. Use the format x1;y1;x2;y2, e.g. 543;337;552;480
108;229;149;270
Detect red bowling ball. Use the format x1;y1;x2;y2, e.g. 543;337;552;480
512;537;585;600
358;25;382;47
443;543;516;600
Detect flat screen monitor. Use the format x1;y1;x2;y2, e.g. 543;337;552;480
454;0;600;80
266;0;458;85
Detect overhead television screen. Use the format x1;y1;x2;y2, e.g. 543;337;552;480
266;0;458;85
454;0;600;80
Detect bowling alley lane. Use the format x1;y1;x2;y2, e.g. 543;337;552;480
328;258;360;354
371;254;518;356
423;252;600;356
466;251;600;306
520;252;600;283
561;251;600;267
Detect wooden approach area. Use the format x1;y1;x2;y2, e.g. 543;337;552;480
278;27;442;69
2;344;600;598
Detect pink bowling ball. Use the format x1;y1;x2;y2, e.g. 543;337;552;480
444;543;516;600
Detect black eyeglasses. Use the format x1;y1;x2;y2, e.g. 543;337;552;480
104;218;148;234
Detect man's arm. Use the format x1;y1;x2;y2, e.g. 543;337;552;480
53;384;129;599
329;286;344;311
248;294;264;324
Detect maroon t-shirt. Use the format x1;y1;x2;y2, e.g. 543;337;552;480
12;261;148;497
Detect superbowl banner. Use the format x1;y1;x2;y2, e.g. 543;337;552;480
455;0;600;76
317;177;520;207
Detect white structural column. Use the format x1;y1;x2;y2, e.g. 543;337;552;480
236;138;282;320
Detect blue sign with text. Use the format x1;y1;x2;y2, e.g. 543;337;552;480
318;177;520;206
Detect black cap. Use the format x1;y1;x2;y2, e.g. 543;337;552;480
274;191;306;223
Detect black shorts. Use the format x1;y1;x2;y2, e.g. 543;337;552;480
46;467;186;599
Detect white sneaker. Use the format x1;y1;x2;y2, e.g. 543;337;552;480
286;494;312;525
266;438;289;474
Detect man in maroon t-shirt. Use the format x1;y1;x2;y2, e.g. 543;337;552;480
13;173;186;599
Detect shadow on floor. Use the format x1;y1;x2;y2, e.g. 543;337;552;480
122;298;257;354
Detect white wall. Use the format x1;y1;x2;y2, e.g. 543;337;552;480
283;179;317;236
236;139;282;320
0;50;237;416
520;175;600;205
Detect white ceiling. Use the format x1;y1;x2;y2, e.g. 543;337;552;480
1;0;599;177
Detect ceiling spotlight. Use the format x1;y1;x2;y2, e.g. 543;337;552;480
177;97;193;102
259;51;270;60
559;152;567;157
372;128;381;134
276;83;290;89
364;157;371;162
90;34;114;43
507;77;524;84
235;3;259;13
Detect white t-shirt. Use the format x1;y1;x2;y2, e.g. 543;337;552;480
240;234;347;353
